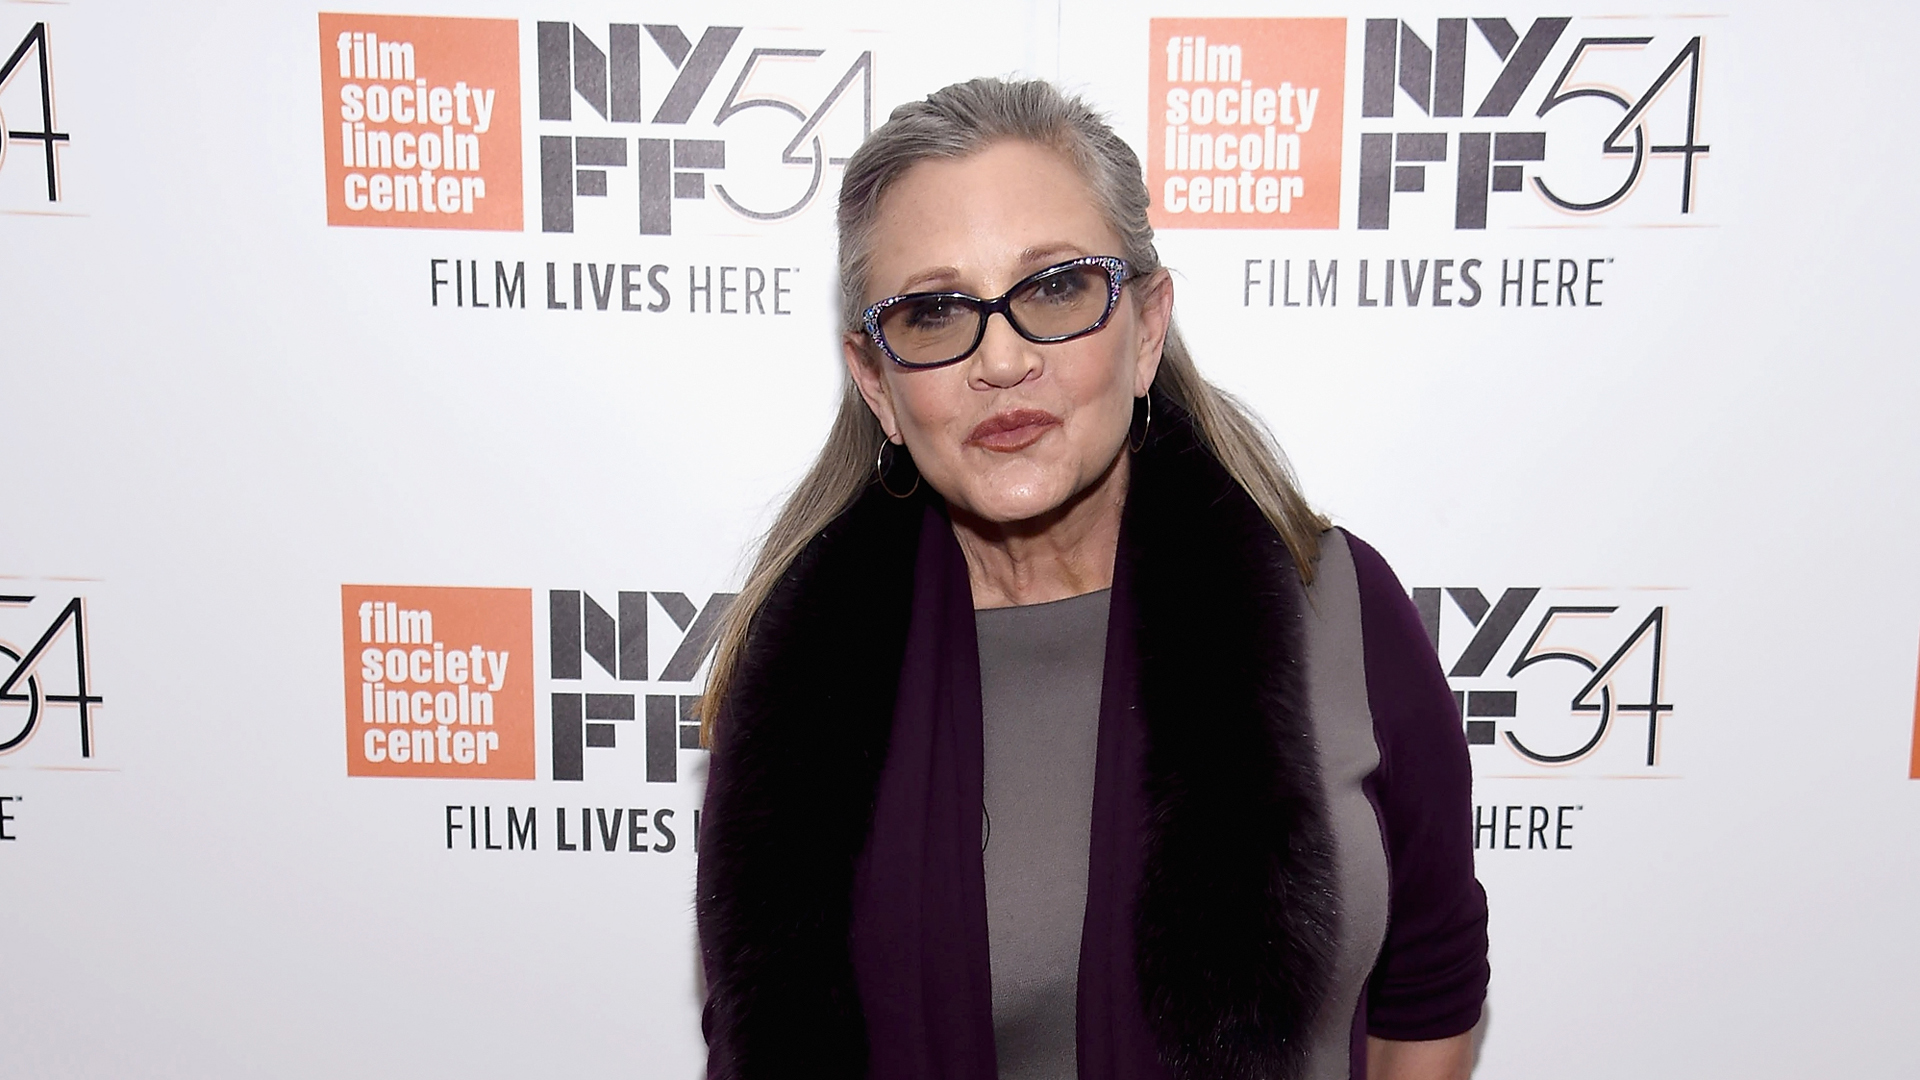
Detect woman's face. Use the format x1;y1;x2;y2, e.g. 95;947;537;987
845;140;1172;526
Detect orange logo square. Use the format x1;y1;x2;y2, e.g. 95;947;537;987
341;586;534;779
1910;640;1920;780
319;13;522;230
1148;18;1345;230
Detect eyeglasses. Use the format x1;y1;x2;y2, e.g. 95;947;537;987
861;255;1133;370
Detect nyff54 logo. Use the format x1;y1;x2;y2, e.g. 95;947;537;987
1416;585;1676;776
534;20;870;236
0;20;69;207
546;588;732;783
0;590;103;766
1358;15;1708;229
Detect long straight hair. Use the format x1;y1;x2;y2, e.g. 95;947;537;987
702;78;1326;741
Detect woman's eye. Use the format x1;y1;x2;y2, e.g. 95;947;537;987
902;300;959;328
1030;272;1088;304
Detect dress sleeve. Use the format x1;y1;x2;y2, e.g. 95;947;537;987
1344;531;1489;1041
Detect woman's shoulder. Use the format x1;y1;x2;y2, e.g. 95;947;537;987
1318;526;1401;597
1313;527;1428;656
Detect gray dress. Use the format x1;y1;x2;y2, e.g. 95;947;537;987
977;532;1390;1080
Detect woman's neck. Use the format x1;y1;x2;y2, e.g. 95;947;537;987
950;451;1129;610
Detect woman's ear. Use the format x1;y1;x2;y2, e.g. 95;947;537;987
844;333;902;442
1132;268;1173;396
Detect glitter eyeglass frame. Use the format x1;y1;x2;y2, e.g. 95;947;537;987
860;255;1134;370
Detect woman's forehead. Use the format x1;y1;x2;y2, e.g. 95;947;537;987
865;141;1119;294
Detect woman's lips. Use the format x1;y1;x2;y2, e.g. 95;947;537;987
965;408;1061;452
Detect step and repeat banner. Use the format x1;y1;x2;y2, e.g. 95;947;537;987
3;1;1916;1077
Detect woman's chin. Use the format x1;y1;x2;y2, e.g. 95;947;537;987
948;482;1081;528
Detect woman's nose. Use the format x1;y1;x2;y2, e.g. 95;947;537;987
968;310;1042;389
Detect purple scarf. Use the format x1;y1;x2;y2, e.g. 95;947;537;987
846;502;1164;1080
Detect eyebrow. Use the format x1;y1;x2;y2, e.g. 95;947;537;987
890;242;1091;296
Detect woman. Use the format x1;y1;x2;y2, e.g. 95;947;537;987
695;78;1487;1080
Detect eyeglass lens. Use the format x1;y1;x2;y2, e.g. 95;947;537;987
879;264;1113;367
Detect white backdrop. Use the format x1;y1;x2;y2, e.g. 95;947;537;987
3;2;1917;1078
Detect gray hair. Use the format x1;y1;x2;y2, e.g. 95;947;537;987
703;77;1325;740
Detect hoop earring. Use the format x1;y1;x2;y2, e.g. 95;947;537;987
1128;393;1152;453
875;439;920;499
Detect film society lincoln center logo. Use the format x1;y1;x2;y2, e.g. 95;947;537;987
1148;18;1345;229
319;13;523;229
340;585;535;778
